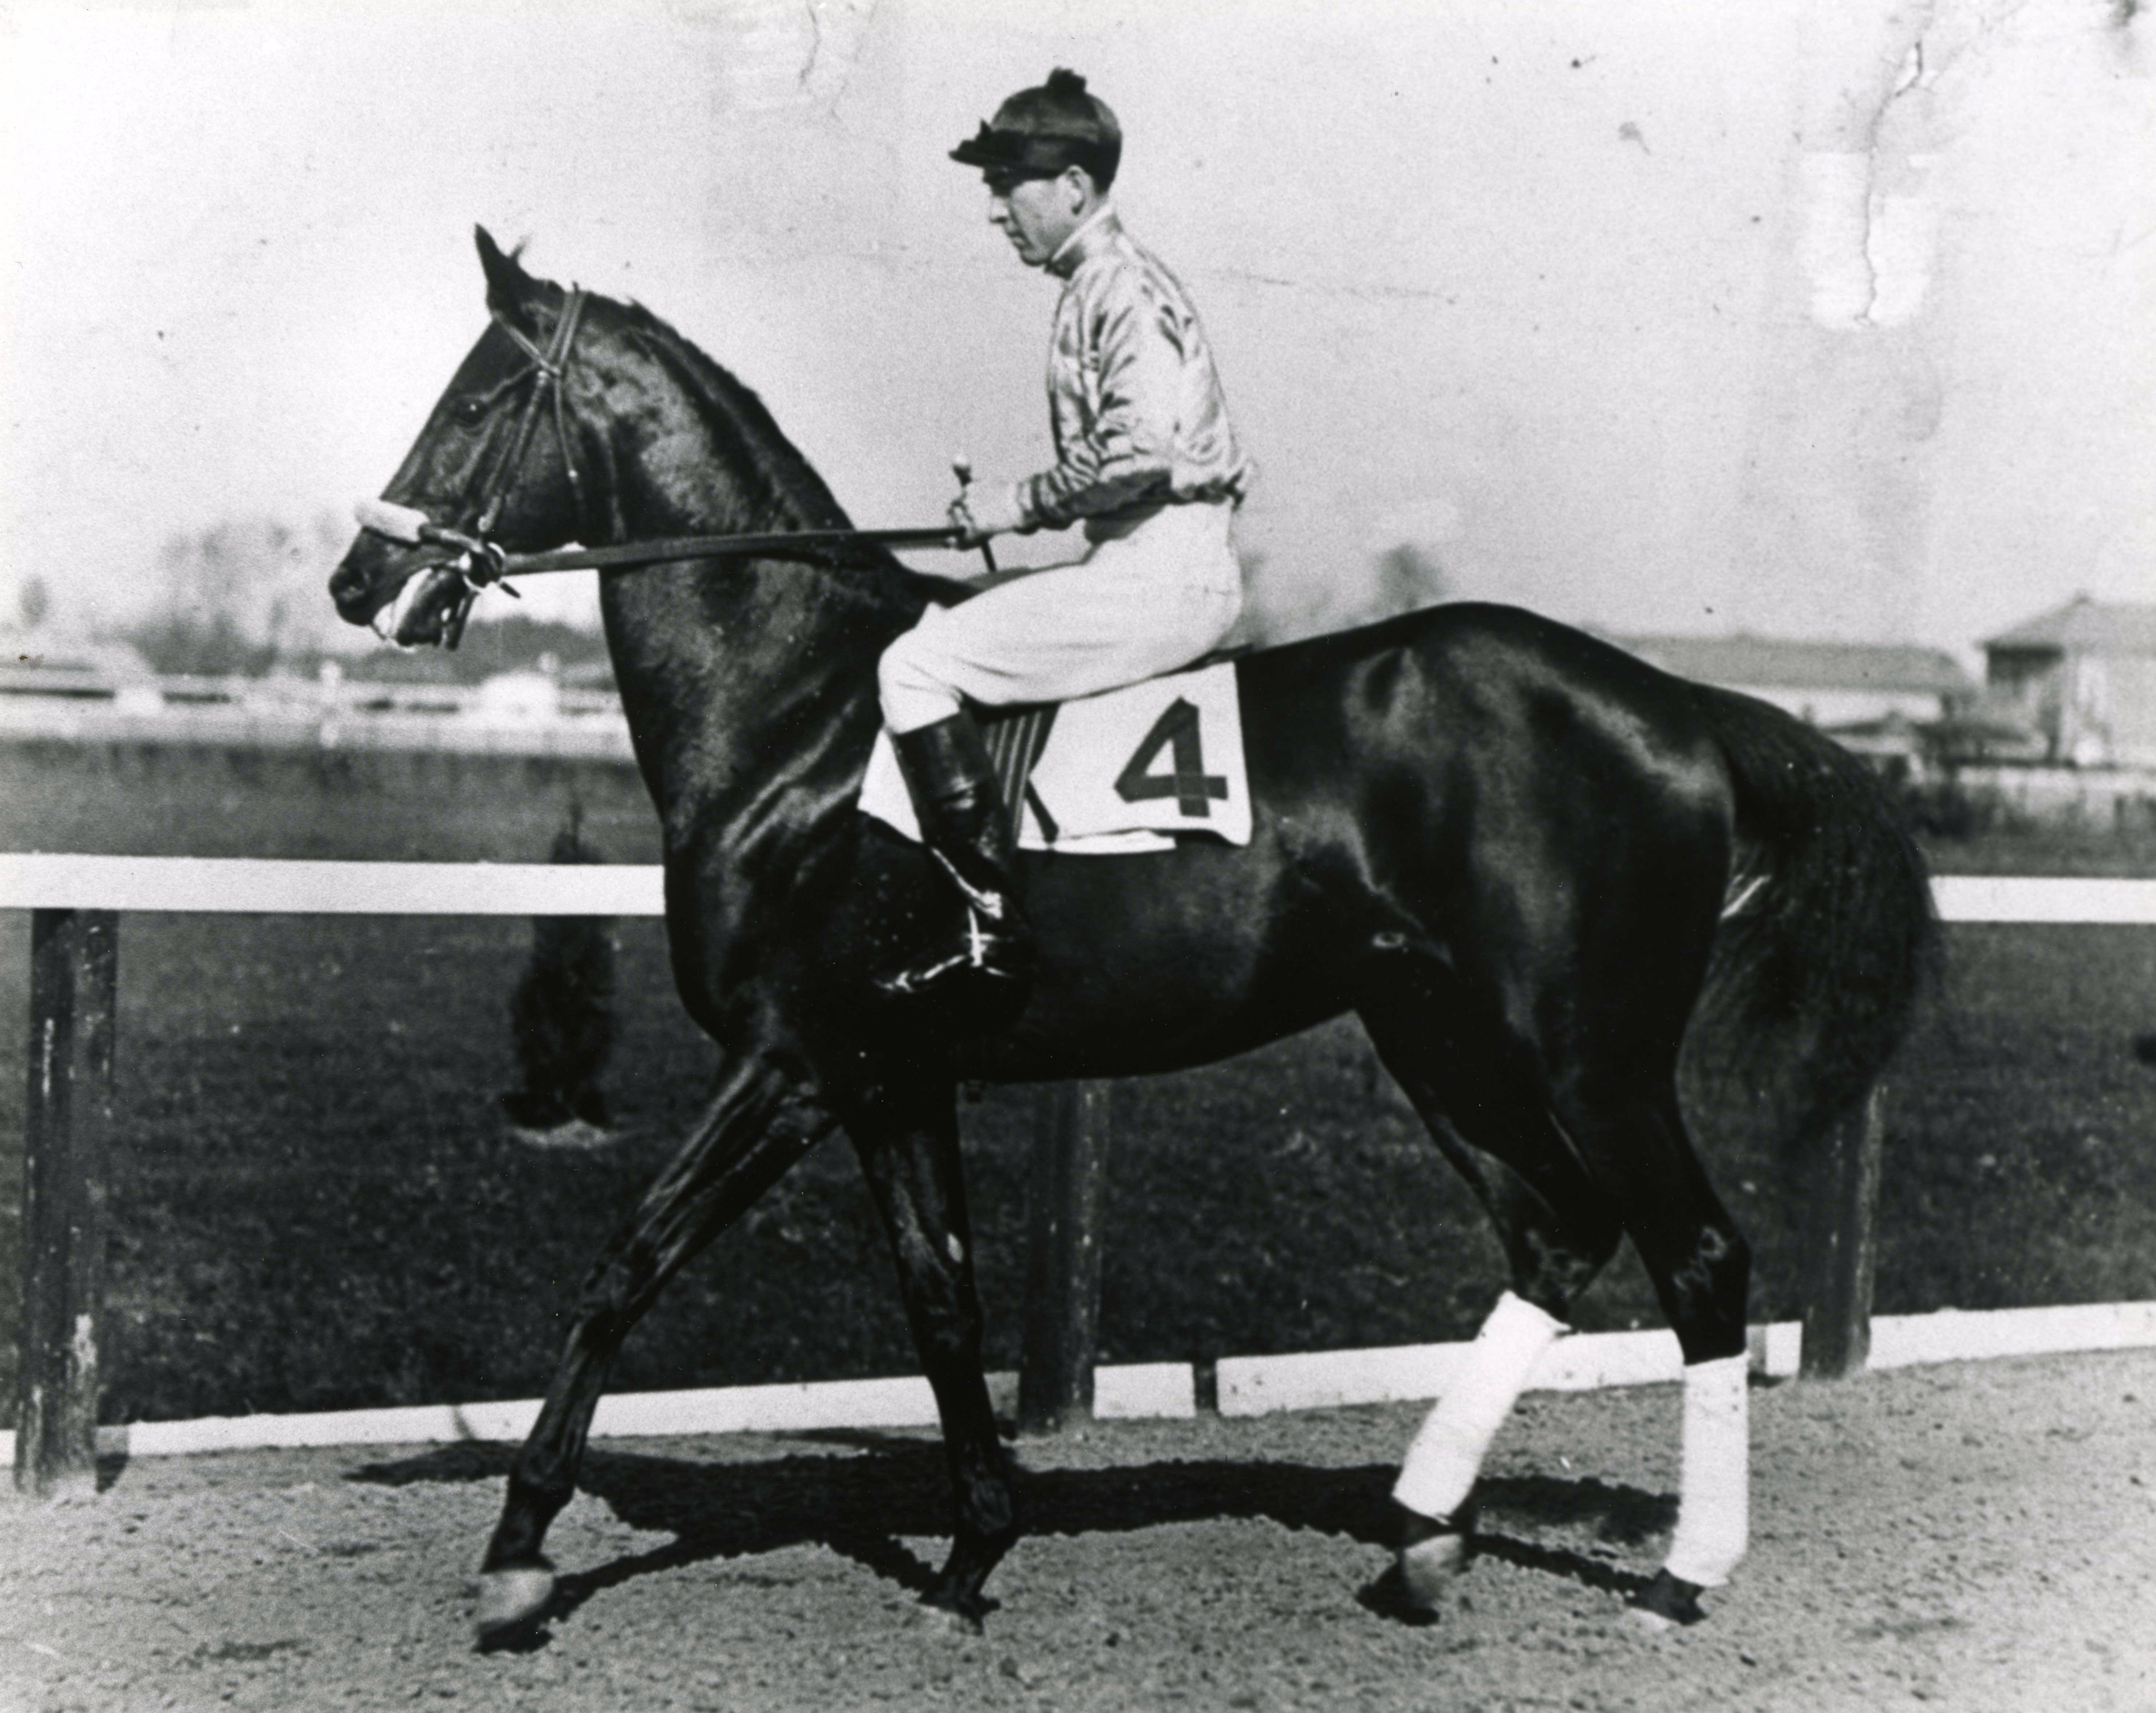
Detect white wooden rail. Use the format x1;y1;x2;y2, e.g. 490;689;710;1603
7;858;2155;1494
5;856;2155;922
0;854;669;916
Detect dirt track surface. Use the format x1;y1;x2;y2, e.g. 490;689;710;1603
5;1350;2154;1713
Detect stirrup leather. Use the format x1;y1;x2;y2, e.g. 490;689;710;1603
930;850;1012;924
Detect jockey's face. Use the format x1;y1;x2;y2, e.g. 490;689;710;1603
985;165;1099;267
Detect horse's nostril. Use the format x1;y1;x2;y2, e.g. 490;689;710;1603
329;552;391;623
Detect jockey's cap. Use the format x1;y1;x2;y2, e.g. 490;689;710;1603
950;68;1121;189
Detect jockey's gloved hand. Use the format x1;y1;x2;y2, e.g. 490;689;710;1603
949;479;1027;550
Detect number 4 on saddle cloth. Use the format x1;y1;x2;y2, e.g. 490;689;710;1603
858;659;1253;855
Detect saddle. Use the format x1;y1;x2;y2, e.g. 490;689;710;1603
859;658;1254;854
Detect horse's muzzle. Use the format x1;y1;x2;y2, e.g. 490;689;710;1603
329;531;410;627
375;566;476;648
333;527;470;628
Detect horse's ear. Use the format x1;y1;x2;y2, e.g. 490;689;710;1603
475;225;539;333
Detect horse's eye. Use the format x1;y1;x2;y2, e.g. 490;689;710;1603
453;397;488;428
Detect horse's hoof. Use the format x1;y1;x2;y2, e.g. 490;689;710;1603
474;1566;558;1646
907;1598;985;1639
1623;1568;1706;1633
1397;1530;1470;1610
917;1582;994;1635
1354;1562;1442;1627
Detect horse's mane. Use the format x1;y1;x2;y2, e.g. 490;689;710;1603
594;294;968;618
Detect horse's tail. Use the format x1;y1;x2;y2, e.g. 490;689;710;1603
1690;684;1940;1156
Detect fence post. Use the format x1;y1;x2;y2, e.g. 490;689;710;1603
1799;1083;1885;1380
14;909;119;1500
1018;1079;1111;1434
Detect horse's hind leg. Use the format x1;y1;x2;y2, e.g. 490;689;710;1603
1551;1074;1752;1627
474;1053;834;1645
1358;992;1624;1612
840;1077;1015;1629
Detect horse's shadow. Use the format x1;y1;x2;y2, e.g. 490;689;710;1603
351;1432;1677;1637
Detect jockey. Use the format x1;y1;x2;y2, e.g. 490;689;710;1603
877;67;1252;1018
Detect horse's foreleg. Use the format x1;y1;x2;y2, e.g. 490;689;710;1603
845;1084;1015;1629
475;1054;834;1644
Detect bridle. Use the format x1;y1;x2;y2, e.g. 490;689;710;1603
475;287;590;543
381;288;592;596
356;286;969;648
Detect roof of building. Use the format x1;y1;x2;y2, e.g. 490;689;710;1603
1613;633;1974;696
1982;597;2156;657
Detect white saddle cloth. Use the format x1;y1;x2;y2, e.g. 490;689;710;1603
860;660;1252;855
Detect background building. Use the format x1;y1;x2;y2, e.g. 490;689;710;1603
1982;597;2156;768
1612;632;1982;773
1614;634;1975;729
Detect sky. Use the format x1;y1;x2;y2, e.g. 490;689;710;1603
2;0;2151;661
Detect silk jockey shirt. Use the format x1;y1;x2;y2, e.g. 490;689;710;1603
1015;206;1252;531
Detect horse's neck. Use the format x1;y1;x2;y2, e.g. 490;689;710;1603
592;366;914;854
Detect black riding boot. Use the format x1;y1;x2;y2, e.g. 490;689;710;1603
877;712;1035;1023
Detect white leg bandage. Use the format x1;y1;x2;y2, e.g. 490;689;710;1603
1663;1353;1750;1588
1392;1292;1565;1521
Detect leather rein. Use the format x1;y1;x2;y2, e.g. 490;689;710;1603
357;286;966;645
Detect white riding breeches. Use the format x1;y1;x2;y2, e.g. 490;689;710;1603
877;499;1243;735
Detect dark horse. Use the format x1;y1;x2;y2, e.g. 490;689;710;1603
330;231;1935;1643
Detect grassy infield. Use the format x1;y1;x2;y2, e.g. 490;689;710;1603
2;741;2154;1426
